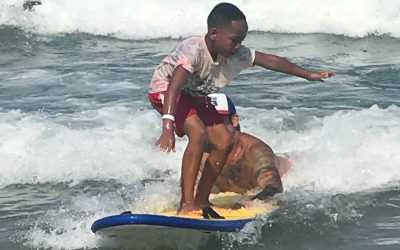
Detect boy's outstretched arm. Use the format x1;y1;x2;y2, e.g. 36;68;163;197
158;66;189;152
253;51;335;81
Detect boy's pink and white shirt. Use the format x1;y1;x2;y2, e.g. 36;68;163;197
149;35;255;96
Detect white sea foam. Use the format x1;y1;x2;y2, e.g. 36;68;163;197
274;105;400;194
12;104;400;250
0;107;184;187
1;105;400;193
1;0;399;39
24;193;119;250
23;182;183;250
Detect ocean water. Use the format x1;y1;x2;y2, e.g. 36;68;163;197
1;0;400;249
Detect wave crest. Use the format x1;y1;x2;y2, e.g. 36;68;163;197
1;0;399;39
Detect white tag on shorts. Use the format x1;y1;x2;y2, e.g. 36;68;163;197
207;93;229;115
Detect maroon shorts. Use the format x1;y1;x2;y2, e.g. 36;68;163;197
148;91;224;137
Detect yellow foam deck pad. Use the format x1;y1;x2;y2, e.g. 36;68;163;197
160;192;278;220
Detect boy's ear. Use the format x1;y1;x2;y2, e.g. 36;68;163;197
209;28;218;40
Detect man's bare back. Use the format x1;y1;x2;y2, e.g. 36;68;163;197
215;131;285;196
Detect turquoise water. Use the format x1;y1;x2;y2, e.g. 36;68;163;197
1;1;400;249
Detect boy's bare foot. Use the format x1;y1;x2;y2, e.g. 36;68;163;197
177;203;201;216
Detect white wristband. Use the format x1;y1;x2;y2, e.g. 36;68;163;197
162;114;175;122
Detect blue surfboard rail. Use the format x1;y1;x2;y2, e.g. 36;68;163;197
91;213;254;233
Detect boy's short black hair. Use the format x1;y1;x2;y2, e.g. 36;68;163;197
207;2;246;28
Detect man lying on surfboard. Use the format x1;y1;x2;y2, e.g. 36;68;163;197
197;94;292;207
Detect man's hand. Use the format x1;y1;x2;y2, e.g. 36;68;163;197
307;71;336;81
251;185;280;200
157;120;175;152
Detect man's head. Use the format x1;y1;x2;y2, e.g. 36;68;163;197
207;3;248;57
211;93;240;131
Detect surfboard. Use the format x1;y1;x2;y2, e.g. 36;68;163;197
91;192;278;236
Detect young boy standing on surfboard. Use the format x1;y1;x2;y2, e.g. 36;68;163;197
148;2;334;215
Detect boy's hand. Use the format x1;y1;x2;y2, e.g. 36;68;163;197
307;71;336;81
157;120;176;152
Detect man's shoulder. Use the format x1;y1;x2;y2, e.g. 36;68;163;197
240;132;262;143
240;132;272;153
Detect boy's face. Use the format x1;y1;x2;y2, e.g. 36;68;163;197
214;20;248;57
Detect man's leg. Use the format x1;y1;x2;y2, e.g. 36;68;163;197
178;114;207;214
194;123;233;207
